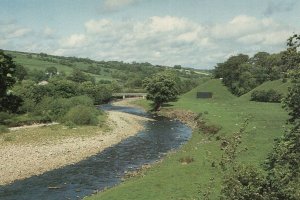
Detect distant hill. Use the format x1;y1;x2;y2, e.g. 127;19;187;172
3;50;208;84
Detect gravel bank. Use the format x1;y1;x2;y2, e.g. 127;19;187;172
0;100;151;185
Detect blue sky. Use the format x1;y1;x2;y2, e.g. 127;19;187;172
1;0;299;68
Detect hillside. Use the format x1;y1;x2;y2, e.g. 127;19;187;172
180;79;235;101
239;79;291;101
4;50;207;86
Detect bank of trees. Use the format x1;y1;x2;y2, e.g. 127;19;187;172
213;49;295;96
220;34;300;200
0;51;113;127
1;49;204;127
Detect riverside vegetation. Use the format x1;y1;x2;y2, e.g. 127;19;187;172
87;34;299;199
0;34;299;199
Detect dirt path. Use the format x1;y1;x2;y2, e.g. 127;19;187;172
0;99;151;185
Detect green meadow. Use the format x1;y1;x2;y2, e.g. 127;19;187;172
87;79;289;199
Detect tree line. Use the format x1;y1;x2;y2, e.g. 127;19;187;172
213;47;297;97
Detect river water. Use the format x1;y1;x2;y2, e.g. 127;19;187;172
0;104;192;200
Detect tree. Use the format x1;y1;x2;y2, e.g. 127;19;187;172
15;64;28;81
0;50;16;97
45;66;57;78
67;69;95;83
0;50;23;113
143;72;179;111
174;65;182;69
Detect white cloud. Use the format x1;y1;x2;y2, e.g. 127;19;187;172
148;16;192;32
1;15;298;68
85;19;111;34
43;27;55;38
0;21;31;39
211;15;279;39
237;30;291;45
50;15;298;68
60;34;87;48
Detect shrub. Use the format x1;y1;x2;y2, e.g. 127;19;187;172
251;89;283;103
221;165;269;200
179;156;194;164
0;125;9;133
0;112;12;125
69;95;94;107
64;105;99;125
35;97;69;121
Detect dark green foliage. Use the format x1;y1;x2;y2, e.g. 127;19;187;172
0;50;16;97
34;95;95;122
0;94;23;113
27;69;48;82
79;82;112;104
263;67;300;200
221;165;269;200
64;105;99;125
250;89;283;103
35;97;70;121
15;64;28;81
283;70;300;125
51;80;78;98
0;112;11;125
0;51;23;113
214;51;287;96
67;69;95;83
282;34;300;71
143;72;179;111
264;126;300;200
174;65;182;69
214;54;250;95
45;66;58;78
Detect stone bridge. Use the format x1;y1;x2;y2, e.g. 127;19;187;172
112;93;147;99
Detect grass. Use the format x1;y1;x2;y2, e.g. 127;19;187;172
4;50;116;82
239;79;292;101
0;114;109;145
87;79;288;200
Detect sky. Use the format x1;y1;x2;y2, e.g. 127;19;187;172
0;0;300;69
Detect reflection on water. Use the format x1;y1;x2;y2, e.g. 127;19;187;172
0;104;192;200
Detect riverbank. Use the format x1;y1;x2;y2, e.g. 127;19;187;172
0;99;151;185
87;80;288;200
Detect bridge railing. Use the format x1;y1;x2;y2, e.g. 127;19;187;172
112;93;147;99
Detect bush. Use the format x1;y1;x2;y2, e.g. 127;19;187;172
64;105;99;125
69;95;94;107
221;165;269;200
0;125;9;133
251;89;283;103
179;156;194;164
0;112;12;125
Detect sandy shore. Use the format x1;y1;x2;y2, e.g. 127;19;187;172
0;99;151;185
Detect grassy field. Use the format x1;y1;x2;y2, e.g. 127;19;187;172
87;79;288;200
4;50;115;82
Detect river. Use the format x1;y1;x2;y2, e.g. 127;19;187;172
0;104;192;200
